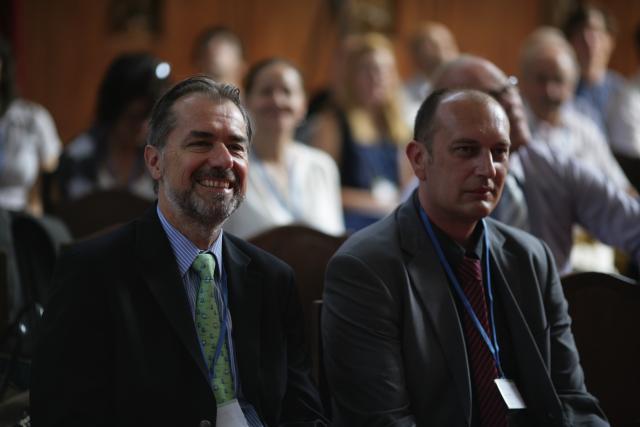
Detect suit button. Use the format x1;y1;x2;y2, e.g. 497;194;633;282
199;420;212;427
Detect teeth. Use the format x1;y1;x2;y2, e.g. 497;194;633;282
199;179;230;189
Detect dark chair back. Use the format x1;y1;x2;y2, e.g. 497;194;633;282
562;271;640;427
249;225;346;411
0;210;71;402
54;189;152;240
615;153;640;192
249;225;347;337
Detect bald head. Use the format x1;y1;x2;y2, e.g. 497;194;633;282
407;89;511;239
518;27;579;124
430;54;531;150
414;88;507;149
410;22;459;78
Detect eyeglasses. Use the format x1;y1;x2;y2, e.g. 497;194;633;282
486;75;518;100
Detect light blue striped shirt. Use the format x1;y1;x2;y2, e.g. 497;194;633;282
156;207;263;426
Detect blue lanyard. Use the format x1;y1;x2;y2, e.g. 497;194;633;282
250;152;303;220
202;262;240;395
418;208;505;378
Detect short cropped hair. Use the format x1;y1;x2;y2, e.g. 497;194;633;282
413;88;453;150
147;75;253;150
414;88;499;151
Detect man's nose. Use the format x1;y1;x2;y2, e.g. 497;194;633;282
272;90;287;107
543;81;562;102
209;142;234;169
476;150;497;178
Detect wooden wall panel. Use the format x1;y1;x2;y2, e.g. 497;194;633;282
14;0;640;142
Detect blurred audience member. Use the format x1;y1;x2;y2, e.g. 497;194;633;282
627;20;640;86
563;3;625;140
434;55;640;275
192;26;246;89
0;38;61;215
55;52;171;202
404;22;459;122
606;22;640;158
224;58;344;238
519;27;630;190
309;33;412;231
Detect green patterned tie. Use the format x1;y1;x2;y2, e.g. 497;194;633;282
192;253;234;403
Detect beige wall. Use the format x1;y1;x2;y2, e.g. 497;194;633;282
14;0;640;141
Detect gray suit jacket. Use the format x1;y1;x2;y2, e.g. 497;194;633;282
322;196;608;427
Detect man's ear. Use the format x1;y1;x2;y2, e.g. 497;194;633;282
406;140;428;181
144;145;162;180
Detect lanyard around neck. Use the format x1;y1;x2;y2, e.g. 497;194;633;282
418;207;505;378
250;151;303;220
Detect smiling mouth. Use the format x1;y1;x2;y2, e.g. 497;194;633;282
197;178;232;189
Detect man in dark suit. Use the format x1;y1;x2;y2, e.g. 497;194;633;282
322;88;608;426
31;77;326;426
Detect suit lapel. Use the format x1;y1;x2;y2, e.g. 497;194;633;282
135;207;209;380
486;221;564;420
397;199;472;423
224;236;262;407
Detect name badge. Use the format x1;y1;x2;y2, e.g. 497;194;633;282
494;378;526;409
217;399;250;427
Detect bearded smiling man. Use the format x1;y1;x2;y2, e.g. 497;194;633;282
31;77;327;427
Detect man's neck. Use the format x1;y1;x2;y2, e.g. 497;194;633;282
419;192;477;248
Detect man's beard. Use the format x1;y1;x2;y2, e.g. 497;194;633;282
164;167;245;228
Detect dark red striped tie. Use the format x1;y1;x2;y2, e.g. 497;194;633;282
458;256;507;427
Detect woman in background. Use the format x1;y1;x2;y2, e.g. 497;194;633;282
223;58;344;238
309;33;412;231
0;38;61;215
55;52;170;202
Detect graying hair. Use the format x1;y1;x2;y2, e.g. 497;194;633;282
147;75;253;150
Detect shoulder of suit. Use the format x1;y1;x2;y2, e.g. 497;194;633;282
334;214;398;260
223;232;293;274
486;217;548;254
62;220;136;263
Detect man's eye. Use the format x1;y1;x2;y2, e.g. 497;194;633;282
228;143;247;154
492;148;509;160
188;141;209;149
454;146;476;155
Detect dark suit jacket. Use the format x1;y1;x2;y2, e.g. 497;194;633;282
322;196;608;427
30;207;325;427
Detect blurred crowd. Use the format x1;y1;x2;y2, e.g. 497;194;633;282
2;2;640;277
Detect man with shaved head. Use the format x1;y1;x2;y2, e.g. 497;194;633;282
322;87;608;426
404;21;460;119
433;54;640;275
518;27;628;190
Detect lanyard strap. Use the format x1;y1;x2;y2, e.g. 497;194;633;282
250;152;303;220
418;208;505;378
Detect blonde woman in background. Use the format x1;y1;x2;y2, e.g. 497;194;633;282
310;33;412;231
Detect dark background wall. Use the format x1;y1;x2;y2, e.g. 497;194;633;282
8;0;640;142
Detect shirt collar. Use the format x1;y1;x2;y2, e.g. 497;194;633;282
157;205;224;278
413;193;485;267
